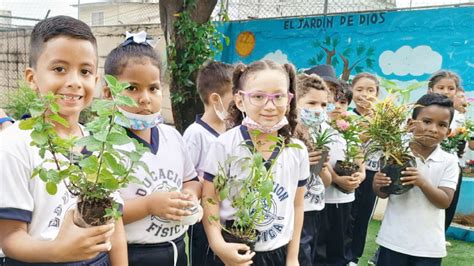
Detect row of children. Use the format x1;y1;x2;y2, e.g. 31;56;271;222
0;15;468;266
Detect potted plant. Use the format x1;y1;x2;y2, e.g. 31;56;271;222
362;95;415;195
19;75;149;227
206;131;300;252
329;111;363;193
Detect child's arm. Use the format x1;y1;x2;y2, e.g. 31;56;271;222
372;172;390;198
122;192;195;224
320;161;332;188
0;210;114;263
182;179;202;202
286;186;305;266
108;217;127;266
401;167;455;209
202;180;255;265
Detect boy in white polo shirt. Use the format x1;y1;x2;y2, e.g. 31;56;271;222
373;93;459;266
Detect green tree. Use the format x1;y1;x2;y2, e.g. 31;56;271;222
308;34;376;81
160;0;224;132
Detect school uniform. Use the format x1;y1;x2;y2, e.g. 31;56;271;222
182;115;220;266
202;125;309;265
376;146;459;266
294;123;326;266
445;110;464;230
315;123;354;266
119;125;198;266
348;109;380;263
0;123;110;265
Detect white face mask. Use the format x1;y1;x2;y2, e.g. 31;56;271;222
115;107;163;130
240;100;288;133
213;95;228;122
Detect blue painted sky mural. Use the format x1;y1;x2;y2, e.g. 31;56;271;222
216;6;474;103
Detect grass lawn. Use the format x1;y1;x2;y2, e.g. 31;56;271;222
359;220;474;266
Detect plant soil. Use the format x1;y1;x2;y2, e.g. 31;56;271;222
334;160;360;193
310;149;329;177
380;157;416;195
222;228;257;254
453;214;474;227
75;195;114;227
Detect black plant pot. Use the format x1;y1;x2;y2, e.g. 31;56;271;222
310;149;329;177
380;157;417;195
222;228;257;254
333;160;360;194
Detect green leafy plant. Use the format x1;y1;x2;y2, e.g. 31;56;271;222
19;75;150;226
363;94;415;195
2;82;37;120
206;131;301;248
166;0;229;130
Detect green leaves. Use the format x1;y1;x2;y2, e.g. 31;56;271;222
46;182;58;195
104;75;130;98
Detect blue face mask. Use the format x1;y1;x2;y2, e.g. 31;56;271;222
115;107;163;130
299;107;327;128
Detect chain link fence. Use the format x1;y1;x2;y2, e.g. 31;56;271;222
1;0;473;106
215;0;474;20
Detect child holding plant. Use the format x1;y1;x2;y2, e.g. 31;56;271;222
294;73;332;265
202;60;309;266
182;61;234;266
0;16;126;265
316;81;365;265
347;72;382;265
103;32;201;266
373;93;459;265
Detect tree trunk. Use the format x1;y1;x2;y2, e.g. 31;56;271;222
339;53;350;81
160;0;217;132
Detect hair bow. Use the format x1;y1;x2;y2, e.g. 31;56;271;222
122;31;156;47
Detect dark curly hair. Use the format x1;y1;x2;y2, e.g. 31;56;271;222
227;60;297;144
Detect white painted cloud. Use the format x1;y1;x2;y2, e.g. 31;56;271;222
379;45;442;76
261;50;289;64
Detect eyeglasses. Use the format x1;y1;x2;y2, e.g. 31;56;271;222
239;90;294;107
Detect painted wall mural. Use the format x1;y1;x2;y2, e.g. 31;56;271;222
216;6;474;101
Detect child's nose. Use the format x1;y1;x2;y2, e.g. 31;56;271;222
66;72;82;89
138;91;151;105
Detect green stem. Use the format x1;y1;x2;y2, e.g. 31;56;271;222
94;104;117;185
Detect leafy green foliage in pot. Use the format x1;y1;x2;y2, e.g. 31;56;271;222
206;131;301;249
19;75;150;227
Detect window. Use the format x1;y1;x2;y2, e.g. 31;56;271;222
91;12;104;26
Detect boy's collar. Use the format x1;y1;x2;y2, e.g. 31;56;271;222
195;114;220;137
418;145;444;163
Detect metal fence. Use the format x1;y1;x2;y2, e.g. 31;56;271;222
0;26;30;106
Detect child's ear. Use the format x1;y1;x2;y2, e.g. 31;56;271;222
25;67;38;91
103;85;112;99
209;93;220;105
233;93;245;112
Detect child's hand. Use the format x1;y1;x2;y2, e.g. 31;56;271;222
373;172;391;189
401;167;427;188
214;242;255;266
147;191;195;221
308;150;324;166
53;209;115;262
334;174;360;192
352;171;365;183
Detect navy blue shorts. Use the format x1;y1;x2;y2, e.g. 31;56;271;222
4;253;109;266
127;235;187;266
377;246;441;266
206;244;287;266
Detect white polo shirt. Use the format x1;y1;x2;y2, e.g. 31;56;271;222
322;123;355;204
119;125;197;244
0;123;87;257
183;115;220;177
202;125;309;252
376;146;459;258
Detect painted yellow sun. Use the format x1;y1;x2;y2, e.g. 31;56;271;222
235;31;256;57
